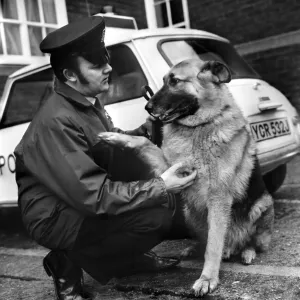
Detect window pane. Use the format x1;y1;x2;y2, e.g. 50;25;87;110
160;39;260;79
1;0;18;19
170;0;184;24
25;0;40;22
42;0;57;24
98;45;148;105
4;23;22;55
28;26;43;56
155;3;169;28
1;68;54;128
46;27;56;35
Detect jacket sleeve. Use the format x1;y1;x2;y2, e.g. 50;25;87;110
22;116;168;216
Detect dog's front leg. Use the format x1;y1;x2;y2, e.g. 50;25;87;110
192;195;232;297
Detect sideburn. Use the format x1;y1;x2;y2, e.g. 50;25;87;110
67;55;89;85
75;69;89;85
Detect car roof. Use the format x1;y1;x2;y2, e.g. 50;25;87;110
104;27;229;45
9;27;229;79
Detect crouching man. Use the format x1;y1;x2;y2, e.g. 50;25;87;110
14;16;196;300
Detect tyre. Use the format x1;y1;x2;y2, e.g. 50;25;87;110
263;164;287;194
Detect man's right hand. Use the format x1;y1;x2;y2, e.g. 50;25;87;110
161;162;197;194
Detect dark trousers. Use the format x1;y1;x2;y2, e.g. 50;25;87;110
66;206;185;284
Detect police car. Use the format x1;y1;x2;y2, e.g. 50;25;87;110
1;14;300;207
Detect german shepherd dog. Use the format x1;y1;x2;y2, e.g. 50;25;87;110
98;59;274;296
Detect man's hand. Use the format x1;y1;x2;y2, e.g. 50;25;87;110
161;162;197;193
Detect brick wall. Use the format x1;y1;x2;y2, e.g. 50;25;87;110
243;45;300;113
188;0;300;44
66;0;147;28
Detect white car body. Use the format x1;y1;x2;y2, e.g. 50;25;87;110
1;16;300;207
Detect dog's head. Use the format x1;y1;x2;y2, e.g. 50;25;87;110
145;59;232;126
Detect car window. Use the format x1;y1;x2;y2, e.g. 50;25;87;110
159;39;260;79
98;44;148;105
0;68;54;128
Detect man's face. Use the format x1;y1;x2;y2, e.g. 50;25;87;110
73;56;112;97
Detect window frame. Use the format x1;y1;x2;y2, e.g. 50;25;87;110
0;0;68;65
144;0;190;29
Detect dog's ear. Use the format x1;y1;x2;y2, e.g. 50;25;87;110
198;61;231;84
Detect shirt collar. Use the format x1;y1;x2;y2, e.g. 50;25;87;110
86;96;96;105
54;78;93;108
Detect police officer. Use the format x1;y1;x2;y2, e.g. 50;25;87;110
14;16;196;300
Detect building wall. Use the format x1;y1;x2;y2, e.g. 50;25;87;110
186;0;300;112
188;0;300;44
66;0;147;28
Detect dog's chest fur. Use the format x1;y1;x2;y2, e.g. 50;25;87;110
161;110;255;211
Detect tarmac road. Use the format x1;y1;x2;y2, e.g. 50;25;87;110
1;157;300;300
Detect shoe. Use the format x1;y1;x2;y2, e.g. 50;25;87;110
43;251;92;300
132;251;181;274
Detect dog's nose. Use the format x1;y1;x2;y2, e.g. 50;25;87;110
145;101;153;113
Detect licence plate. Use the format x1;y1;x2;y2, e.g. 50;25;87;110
250;117;291;142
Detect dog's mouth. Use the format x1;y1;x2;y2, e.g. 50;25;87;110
150;103;198;124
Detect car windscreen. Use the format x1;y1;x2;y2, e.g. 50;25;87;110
0;68;54;128
98;44;148;105
159;38;260;79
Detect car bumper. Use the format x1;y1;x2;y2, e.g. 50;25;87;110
258;142;300;174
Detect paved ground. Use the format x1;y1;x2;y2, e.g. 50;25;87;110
1;156;300;299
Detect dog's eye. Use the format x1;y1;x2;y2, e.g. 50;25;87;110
170;77;180;85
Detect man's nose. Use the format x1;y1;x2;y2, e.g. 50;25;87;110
104;63;112;74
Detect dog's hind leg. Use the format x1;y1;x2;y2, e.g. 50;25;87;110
256;204;274;247
250;194;274;253
192;194;232;297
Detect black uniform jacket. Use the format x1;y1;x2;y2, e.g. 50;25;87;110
14;79;169;250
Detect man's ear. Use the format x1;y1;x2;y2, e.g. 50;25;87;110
62;68;77;82
198;61;231;84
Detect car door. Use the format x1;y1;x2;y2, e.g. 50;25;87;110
102;42;156;130
0;67;54;206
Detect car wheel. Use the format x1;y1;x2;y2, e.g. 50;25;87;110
263;164;287;194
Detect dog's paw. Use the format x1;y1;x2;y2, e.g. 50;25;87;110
97;132;148;150
97;132;127;147
180;245;198;259
192;275;219;297
241;248;256;265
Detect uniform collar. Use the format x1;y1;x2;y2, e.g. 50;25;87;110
54;78;93;108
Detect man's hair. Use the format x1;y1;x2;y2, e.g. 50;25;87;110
50;52;82;82
50;54;78;82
